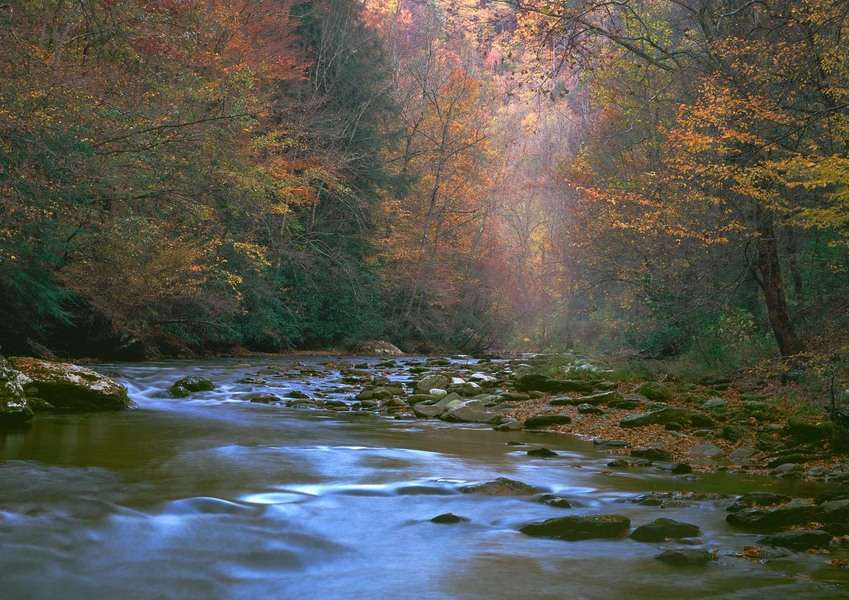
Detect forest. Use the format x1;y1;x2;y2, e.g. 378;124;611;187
3;0;849;371
5;2;849;597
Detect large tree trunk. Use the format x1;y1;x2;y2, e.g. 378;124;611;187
754;210;804;357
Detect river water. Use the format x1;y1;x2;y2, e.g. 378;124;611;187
1;356;848;599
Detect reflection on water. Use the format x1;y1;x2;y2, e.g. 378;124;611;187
1;357;847;599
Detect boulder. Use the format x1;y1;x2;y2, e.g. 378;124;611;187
689;443;724;460
786;417;834;443
638;381;673;402
353;340;403;356
655;549;712;567
415;374;450;394
537;494;572;508
726;492;790;513
515;374;595;394
411;392;463;418
0;356;33;426
440;399;500;424
619;407;693;428
169;376;215;397
758;529;832;551
460;477;543;496
726;500;819;531
11;357;130;411
524;413;572;429
520;514;630;541
630;518;700;542
577;403;603;415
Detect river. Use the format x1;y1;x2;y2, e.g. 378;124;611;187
1;356;847;599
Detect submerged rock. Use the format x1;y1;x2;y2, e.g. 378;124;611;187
655;549;713;567
520;514;630;541
11;357;130;411
630;518;700;542
430;513;469;524
245;392;282;404
527;447;558;458
494;418;522;431
758;529;832;551
460;477;543;496
537;494;572;508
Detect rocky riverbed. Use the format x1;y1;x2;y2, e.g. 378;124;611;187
2;352;849;598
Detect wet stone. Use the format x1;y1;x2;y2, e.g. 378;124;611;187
655;549;713;567
460;477;544;496
630;518;700;543
527;447;558;458
520;514;630;541
758;529;832;551
431;513;469;524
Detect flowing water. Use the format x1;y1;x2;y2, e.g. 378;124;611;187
1;356;848;599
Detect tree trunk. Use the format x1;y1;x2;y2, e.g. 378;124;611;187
753;210;804;357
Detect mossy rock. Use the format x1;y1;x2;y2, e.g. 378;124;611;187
170;376;215;396
11;357;130;411
620;407;693;428
520;514;631;541
637;382;672;402
786;417;834;443
630;518;700;542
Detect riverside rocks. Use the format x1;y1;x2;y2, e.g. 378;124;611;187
352;340;404;356
524;413;572;429
0;356;33;425
515;374;596;394
520;514;631;541
631;447;673;461
11;357;130;411
619;407;696;428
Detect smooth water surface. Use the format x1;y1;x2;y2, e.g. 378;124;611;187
1;357;848;599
